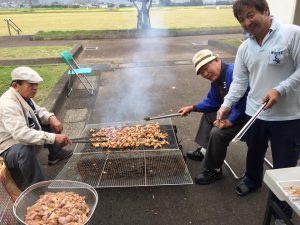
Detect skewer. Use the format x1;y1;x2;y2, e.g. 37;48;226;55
71;139;108;143
70;136;106;141
144;113;181;121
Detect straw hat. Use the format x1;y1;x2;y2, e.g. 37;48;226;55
11;67;43;83
192;49;217;74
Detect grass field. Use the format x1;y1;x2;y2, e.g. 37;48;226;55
0;7;239;36
0;45;73;59
221;38;242;48
0;65;67;104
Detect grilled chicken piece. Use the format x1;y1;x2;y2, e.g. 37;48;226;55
89;123;169;149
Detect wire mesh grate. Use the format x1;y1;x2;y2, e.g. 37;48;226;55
56;150;193;188
56;119;192;187
145;151;193;186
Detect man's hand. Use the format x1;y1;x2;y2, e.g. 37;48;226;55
55;134;72;146
213;119;233;129
261;89;281;110
216;106;231;120
49;116;63;134
178;106;193;117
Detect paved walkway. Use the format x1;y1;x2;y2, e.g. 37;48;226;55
3;34;300;225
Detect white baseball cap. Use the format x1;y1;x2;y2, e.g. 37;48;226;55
11;66;43;83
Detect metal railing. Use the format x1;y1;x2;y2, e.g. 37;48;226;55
3;18;22;36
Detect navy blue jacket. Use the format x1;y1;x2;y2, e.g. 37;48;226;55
193;63;247;124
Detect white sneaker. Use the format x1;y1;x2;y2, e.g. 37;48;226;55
275;219;287;225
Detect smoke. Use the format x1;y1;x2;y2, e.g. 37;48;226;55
99;29;175;123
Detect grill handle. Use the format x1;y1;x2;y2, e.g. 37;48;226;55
144;113;181;121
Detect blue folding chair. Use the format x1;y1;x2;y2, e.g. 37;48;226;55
60;51;94;97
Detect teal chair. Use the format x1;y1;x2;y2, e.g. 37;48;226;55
60;51;94;96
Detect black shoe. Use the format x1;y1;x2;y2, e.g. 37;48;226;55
48;149;73;165
186;147;204;161
195;169;223;185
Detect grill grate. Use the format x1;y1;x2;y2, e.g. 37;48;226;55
56;150;193;187
56;119;193;187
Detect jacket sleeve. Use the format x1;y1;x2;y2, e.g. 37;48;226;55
193;83;221;112
32;99;54;125
0;100;55;145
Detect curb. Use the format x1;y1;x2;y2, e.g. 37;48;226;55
31;28;242;40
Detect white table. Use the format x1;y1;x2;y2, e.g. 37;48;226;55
263;167;300;225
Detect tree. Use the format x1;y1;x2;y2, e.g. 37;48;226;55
130;0;153;30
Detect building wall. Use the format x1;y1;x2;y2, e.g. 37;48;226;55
293;0;300;26
268;0;297;24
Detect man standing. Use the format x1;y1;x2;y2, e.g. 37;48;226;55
217;0;300;222
178;49;247;185
0;66;73;188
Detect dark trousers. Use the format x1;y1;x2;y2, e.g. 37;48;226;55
194;112;244;169
244;117;300;218
244;117;300;188
0;125;61;189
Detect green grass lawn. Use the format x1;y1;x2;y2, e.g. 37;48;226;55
0;7;239;35
0;64;67;105
0;45;73;59
221;38;243;48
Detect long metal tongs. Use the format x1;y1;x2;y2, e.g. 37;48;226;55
71;136;107;143
225;102;272;180
231;102;267;143
144;113;181;121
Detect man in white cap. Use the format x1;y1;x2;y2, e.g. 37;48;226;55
0;66;72;188
178;49;248;185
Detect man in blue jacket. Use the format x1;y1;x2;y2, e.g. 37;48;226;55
178;49;247;185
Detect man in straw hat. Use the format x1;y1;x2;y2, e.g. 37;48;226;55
0;66;72;188
178;49;248;185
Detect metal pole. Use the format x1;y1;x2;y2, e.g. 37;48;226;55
224;160;243;180
4;19;11;36
264;157;273;168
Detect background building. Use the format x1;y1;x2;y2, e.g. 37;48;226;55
267;0;299;25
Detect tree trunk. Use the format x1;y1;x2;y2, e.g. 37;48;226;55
29;0;33;9
140;1;151;29
132;0;152;30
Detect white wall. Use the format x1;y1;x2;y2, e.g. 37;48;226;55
268;0;297;24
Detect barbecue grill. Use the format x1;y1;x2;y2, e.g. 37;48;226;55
56;119;193;187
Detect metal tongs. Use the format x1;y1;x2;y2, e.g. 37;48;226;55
70;135;108;143
144;113;181;121
232;102;267;143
